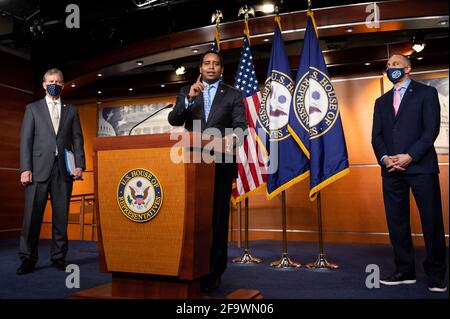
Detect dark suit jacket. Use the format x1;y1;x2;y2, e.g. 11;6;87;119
168;82;248;134
20;98;86;182
371;79;441;176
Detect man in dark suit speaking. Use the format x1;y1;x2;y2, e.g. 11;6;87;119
372;54;447;292
17;68;86;274
168;50;247;292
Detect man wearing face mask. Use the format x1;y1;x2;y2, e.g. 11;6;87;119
372;54;446;292
16;68;85;275
168;50;247;292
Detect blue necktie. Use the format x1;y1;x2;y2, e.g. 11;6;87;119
204;85;213;121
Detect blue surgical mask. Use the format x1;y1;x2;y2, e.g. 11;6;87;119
46;83;63;97
387;68;405;84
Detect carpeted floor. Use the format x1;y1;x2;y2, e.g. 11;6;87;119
0;239;447;299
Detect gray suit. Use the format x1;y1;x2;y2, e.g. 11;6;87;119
19;97;85;263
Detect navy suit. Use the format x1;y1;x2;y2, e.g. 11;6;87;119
168;82;247;282
372;79;446;282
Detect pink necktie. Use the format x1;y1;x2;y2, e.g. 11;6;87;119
393;87;401;115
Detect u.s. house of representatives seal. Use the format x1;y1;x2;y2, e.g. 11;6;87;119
259;70;295;141
293;66;339;139
117;168;163;223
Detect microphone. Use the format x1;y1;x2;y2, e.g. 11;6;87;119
128;104;173;135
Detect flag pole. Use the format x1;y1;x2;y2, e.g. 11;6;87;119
306;191;339;269
232;6;262;264
270;191;301;268
237;201;242;248
233;197;262;264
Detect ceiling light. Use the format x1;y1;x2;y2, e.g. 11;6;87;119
417;57;424;60
438;20;448;26
345;28;353;33
97;73;103;77
176;66;186;76
411;35;425;53
71;83;76;88
192;49;199;53
136;60;144;66
262;3;275;13
263;38;270;42
412;43;425;53
364;62;371;66
97;90;102;94
160;84;166;88
128;88;134;91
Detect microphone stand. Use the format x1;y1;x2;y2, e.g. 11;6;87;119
128;104;173;135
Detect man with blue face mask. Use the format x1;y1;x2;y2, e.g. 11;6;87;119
17;69;86;275
372;54;447;293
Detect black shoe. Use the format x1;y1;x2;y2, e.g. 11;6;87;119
51;259;68;270
16;260;36;275
428;280;447;293
380;272;416;286
201;276;221;293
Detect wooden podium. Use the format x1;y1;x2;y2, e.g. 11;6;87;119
73;133;216;298
72;132;262;299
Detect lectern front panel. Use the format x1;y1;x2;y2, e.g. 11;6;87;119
97;147;185;276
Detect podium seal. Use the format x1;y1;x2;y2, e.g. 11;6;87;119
117;168;163;223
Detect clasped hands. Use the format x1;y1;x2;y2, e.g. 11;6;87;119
383;154;412;172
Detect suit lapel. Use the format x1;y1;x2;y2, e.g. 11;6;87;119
40;98;56;136
57;100;69;136
205;83;226;126
394;80;414;122
386;89;396;121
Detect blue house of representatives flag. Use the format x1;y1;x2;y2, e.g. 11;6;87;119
288;11;349;201
256;19;309;199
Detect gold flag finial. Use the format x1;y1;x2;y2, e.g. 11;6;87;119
211;9;223;25
238;5;255;20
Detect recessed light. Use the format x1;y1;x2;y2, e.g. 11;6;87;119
438;20;448;26
262;3;275;14
412;43;425;53
128;88;134;91
191;49;199;53
136;60;144;66
175;66;186;75
96;101;102;104
345;28;353;33
263;38;270;42
97;90;102;94
160;84;166;88
97;73;103;77
417;56;424;60
71;83;76;88
364;62;371;66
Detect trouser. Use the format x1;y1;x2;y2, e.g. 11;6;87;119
19;158;73;263
208;163;234;280
382;173;447;281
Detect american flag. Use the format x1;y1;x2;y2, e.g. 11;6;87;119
232;34;268;203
